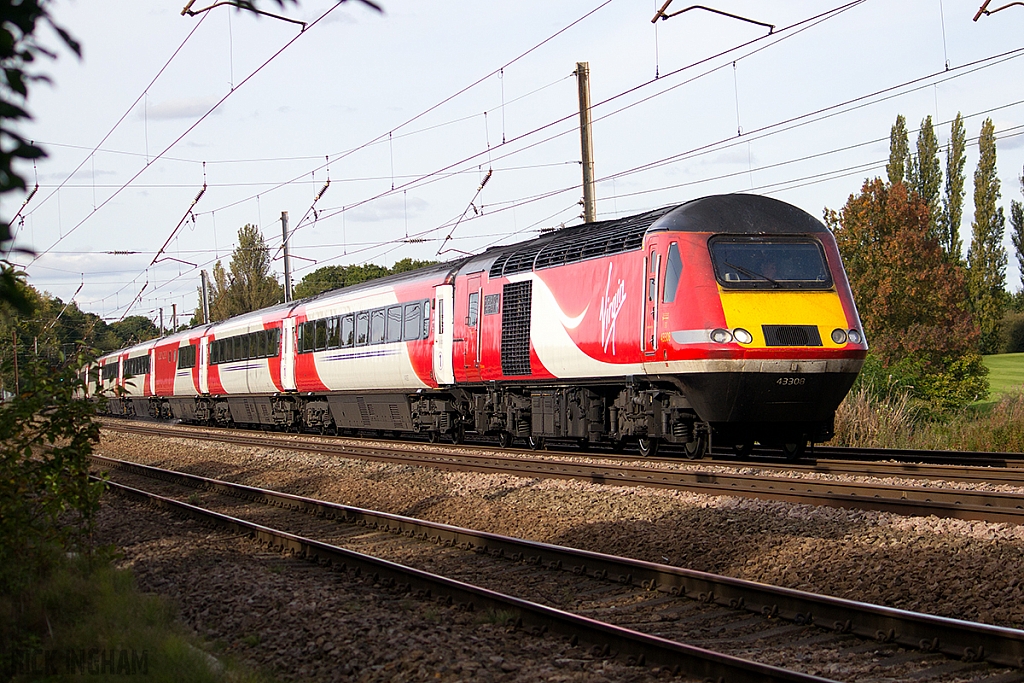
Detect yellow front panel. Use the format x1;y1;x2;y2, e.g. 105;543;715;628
719;290;850;348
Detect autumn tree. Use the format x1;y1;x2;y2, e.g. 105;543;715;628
827;179;984;408
886;115;910;186
940;112;967;262
966;118;1008;354
907;115;942;242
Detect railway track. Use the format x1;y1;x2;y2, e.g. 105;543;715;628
94;454;1024;681
103;420;1024;524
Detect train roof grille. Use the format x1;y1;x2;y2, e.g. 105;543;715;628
490;206;673;278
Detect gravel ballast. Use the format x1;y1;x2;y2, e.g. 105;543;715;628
96;429;1024;635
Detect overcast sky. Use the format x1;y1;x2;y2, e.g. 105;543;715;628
8;0;1024;323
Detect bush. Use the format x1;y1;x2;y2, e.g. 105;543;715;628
851;351;988;416
0;353;103;596
999;311;1024;353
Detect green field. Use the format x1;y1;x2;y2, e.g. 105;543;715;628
983;352;1024;399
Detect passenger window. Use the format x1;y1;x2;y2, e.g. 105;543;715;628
341;315;354;347
404;303;422;341
356;312;369;346
296;323;306;354
423;300;431;339
370;309;386;344
468;292;479;327
386;306;403;343
663;242;682;304
315;319;328;351
269;328;280;356
327;317;340;349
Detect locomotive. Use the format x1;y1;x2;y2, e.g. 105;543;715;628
85;193;867;459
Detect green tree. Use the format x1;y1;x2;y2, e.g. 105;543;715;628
0;1;80;313
293;263;392;299
907;115;942;242
966;118;1008;354
886;114;910;186
108;315;159;347
1010;168;1024;301
827;178;984;408
207;225;283;320
940;112;967;262
390;257;439;274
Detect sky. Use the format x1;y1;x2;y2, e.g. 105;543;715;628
7;0;1024;324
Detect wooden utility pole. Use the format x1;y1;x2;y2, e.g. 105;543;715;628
576;61;597;224
282;211;293;303
159;308;164;335
172;303;177;330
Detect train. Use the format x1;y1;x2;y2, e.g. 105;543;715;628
84;193;867;459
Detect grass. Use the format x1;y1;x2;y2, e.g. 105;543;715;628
983;352;1024;400
0;549;272;682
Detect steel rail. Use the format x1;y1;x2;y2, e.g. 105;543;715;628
99;476;835;683
95;454;1024;668
102;422;1024;524
703;457;1024;486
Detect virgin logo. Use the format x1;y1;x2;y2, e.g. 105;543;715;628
599;263;627;354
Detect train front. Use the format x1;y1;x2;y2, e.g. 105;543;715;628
644;194;866;453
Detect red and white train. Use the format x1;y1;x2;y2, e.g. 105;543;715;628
86;194;867;458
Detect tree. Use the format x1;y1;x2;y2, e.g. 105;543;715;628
907;115;942;242
827;179;984;408
886;115;910;186
940;112;967;262
0;1;80;313
966;118;1008;354
206;225;283;321
390;257;439;274
1010;168;1024;298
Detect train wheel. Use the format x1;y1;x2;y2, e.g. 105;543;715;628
732;441;754;459
527;435;545;451
450;426;464;445
427;431;439;444
683;434;708;460
610;438;627;454
577;438;590;452
781;441;806;462
497;431;513;449
637;437;659;458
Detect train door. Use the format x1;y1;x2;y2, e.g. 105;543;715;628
433;284;455;385
462;274;483;382
281;317;296;391
149;348;156;396
199;336;209;394
643;246;661;355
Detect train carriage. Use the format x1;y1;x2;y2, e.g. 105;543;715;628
90;194;867;458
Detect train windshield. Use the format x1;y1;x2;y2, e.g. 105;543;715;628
709;237;832;290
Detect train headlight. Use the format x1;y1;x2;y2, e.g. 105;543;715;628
831;328;848;344
710;328;733;344
733;328;753;344
848;329;862;344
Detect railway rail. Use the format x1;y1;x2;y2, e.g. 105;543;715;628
97;466;826;682
94;454;1024;681
103;420;1024;524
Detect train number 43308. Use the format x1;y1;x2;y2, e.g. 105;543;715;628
776;377;806;386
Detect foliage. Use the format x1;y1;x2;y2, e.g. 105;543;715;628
1010;168;1024;291
828;179;978;364
907;115;942;243
967;117;1008;354
828;179;985;410
0;0;80;311
292;258;438;299
940;112;967;262
0;351;103;595
886;114;909;186
1000;311;1024;354
205;224;283;321
831;386;1024;452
